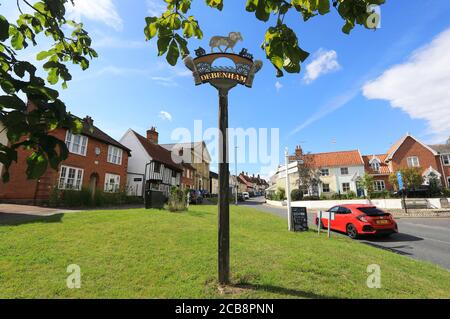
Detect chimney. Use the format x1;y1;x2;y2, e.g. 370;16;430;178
84;116;94;127
295;145;303;157
147;126;159;144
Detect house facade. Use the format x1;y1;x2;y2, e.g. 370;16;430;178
288;146;366;197
363;134;450;191
161;141;211;192
209;171;219;195
181;162;196;190
0;116;130;204
120;128;182;197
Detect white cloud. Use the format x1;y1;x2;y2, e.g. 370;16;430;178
275;81;283;92
67;0;123;31
159;111;173;122
303;49;341;84
362;28;450;142
146;0;166;16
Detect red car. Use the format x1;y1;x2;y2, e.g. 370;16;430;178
315;204;398;239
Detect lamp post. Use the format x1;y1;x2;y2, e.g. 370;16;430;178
184;37;262;285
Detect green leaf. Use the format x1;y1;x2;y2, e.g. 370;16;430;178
166;39;179;66
0;15;9;41
26;152;48;180
157;36;172;56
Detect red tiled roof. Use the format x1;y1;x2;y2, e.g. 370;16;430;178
298;150;364;168
362;154;391;175
133;130;183;172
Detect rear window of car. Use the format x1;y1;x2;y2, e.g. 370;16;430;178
358;207;388;216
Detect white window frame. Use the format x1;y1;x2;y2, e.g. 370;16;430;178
322;183;330;193
340;167;349;175
342;182;350;193
65;131;88;156
371;161;380;172
321;168;329;176
104;173;121;193
442;154;450;166
374;180;386;192
407;156;420;168
107;145;123;165
58;165;84;191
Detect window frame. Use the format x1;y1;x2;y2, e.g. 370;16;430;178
342;182;351;193
320;168;330;176
58;165;84;191
407;156;420;168
371;161;380;172
374;180;386;192
340;167;349;175
322;183;330;193
442;154;450;166
104;173;121;193
65;131;88;156
107;145;123;165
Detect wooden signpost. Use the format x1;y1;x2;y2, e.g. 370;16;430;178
184;34;262;285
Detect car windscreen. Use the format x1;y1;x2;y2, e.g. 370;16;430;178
358;207;388;216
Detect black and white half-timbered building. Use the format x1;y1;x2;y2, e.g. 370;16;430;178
120;128;182;197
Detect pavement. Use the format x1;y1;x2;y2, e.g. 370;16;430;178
241;197;450;270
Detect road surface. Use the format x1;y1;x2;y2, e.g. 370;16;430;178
241;197;450;270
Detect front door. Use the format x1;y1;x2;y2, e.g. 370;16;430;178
89;174;98;199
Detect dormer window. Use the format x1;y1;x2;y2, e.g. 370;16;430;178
370;158;381;172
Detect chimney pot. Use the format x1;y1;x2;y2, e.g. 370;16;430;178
84;116;94;127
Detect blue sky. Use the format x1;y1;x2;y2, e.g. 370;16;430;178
3;0;450;177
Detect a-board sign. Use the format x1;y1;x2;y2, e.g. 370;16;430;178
291;207;308;232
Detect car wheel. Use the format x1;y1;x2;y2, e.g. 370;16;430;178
346;224;359;239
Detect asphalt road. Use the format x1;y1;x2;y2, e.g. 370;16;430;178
241;197;450;270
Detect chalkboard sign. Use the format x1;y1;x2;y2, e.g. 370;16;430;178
291;207;308;232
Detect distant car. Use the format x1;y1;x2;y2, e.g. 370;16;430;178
237;193;245;202
315;204;398;239
189;190;203;204
243;192;250;200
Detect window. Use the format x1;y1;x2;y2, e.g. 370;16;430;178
172;170;177;178
329;206;339;213
342;183;350;193
407;156;420;167
340;167;349;175
320;168;329;176
104;173;120;193
322;184;330;193
107;146;123;165
65;131;88;156
448;177;450;187
58;166;84;190
338;206;351;214
374;180;386;192
442;154;450;166
371;161;380;172
154;162;161;173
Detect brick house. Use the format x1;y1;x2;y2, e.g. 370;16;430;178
0;116;130;204
181;162;196;190
364;134;450;191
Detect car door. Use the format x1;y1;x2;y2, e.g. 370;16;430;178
334;206;352;232
324;206;340;230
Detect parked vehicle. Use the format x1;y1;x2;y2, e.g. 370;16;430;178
243;192;250;200
237;193;245;202
189;190;203;204
315;204;398;239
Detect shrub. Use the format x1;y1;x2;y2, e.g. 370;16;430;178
320;194;329;200
291;189;303;201
167;186;187;212
369;191;390;199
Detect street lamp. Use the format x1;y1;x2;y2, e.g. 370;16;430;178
184;35;262;285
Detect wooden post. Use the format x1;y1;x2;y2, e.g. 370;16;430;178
218;87;230;285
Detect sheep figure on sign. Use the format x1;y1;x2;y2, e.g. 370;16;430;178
209;32;243;53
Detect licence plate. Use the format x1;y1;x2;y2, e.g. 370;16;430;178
376;220;389;225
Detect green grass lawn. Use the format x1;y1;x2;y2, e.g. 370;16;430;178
0;205;449;298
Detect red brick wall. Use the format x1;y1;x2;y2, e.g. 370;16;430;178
0;128;128;203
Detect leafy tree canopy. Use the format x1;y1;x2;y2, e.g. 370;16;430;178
144;0;386;76
0;0;386;183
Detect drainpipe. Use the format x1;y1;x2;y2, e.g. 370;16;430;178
438;155;448;188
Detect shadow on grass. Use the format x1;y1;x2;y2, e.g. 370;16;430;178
0;213;64;226
234;282;342;299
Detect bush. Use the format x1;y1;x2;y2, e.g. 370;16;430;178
369;191;390;199
320;194;329;200
48;187;141;208
291;189;303;201
167;186;187;212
